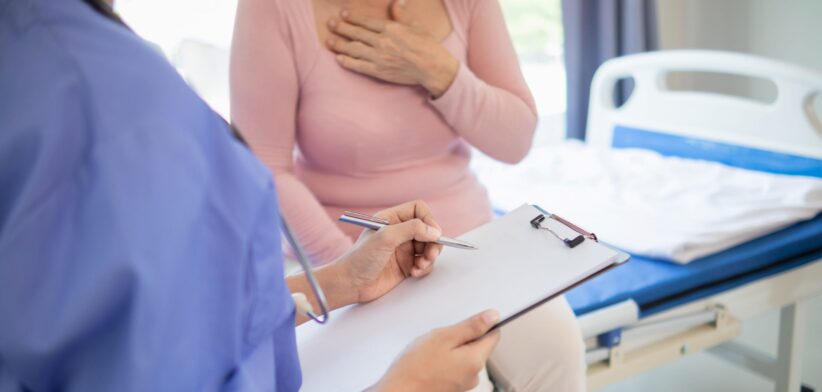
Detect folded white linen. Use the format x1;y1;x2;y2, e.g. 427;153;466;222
472;141;822;264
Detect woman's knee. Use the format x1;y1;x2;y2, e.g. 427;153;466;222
488;297;586;392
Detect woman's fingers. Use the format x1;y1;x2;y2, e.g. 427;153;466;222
341;10;390;33
389;0;412;25
336;55;379;77
329;18;380;46
328;38;377;61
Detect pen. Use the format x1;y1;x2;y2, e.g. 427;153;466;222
339;211;478;250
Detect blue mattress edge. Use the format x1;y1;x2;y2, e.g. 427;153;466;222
569;212;822;316
639;248;822;317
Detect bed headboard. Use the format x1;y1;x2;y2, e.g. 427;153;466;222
585;50;822;177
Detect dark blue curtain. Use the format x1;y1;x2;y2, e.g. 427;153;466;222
562;0;658;140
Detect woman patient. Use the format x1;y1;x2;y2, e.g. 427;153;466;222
230;0;585;389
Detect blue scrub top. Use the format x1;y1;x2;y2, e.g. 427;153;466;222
0;0;301;390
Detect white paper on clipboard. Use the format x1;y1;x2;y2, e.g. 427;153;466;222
296;204;629;391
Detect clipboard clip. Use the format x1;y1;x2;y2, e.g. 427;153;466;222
530;214;598;249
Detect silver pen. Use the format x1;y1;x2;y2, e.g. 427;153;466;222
339;211;478;250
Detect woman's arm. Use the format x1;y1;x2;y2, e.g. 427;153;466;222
230;0;353;264
428;0;538;164
326;0;537;164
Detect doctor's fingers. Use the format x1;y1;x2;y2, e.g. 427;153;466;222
376;218;441;249
411;243;441;277
438;310;500;347
376;199;441;231
420;241;442;263
459;329;501;364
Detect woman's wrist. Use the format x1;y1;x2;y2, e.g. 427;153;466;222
421;52;459;99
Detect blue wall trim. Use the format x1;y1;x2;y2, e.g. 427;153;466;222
611;126;822;178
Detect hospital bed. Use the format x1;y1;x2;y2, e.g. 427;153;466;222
559;50;822;391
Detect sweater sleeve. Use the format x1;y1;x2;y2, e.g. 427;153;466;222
230;0;353;264
429;0;538;164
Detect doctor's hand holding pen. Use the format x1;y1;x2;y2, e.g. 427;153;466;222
287;199;500;391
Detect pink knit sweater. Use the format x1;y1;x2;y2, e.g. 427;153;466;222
230;0;537;263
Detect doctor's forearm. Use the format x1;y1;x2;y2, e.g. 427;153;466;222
287;262;357;325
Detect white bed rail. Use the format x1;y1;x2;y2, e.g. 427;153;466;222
581;51;822;391
586;50;822;159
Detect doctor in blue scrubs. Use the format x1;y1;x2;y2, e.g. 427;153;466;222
0;0;502;390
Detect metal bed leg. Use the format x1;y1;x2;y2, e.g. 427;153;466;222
775;302;805;392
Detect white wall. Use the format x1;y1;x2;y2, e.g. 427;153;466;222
747;0;822;72
656;0;822;110
657;0;820;69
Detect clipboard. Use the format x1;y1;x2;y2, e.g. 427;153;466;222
296;204;629;391
488;204;622;332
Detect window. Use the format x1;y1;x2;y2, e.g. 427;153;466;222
116;0;566;142
116;0;566;213
499;0;566;146
116;0;236;117
470;0;566;208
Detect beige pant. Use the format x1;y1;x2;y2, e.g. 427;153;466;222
473;296;587;392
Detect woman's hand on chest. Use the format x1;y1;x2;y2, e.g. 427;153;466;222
323;0;459;98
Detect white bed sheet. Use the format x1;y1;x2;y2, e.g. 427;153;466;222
472;141;822;264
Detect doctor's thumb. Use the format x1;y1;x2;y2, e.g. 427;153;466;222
441;310;500;346
378;218;441;247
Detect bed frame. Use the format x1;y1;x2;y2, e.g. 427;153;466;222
578;50;822;391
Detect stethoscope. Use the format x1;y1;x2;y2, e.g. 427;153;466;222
279;216;330;324
82;0;331;324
